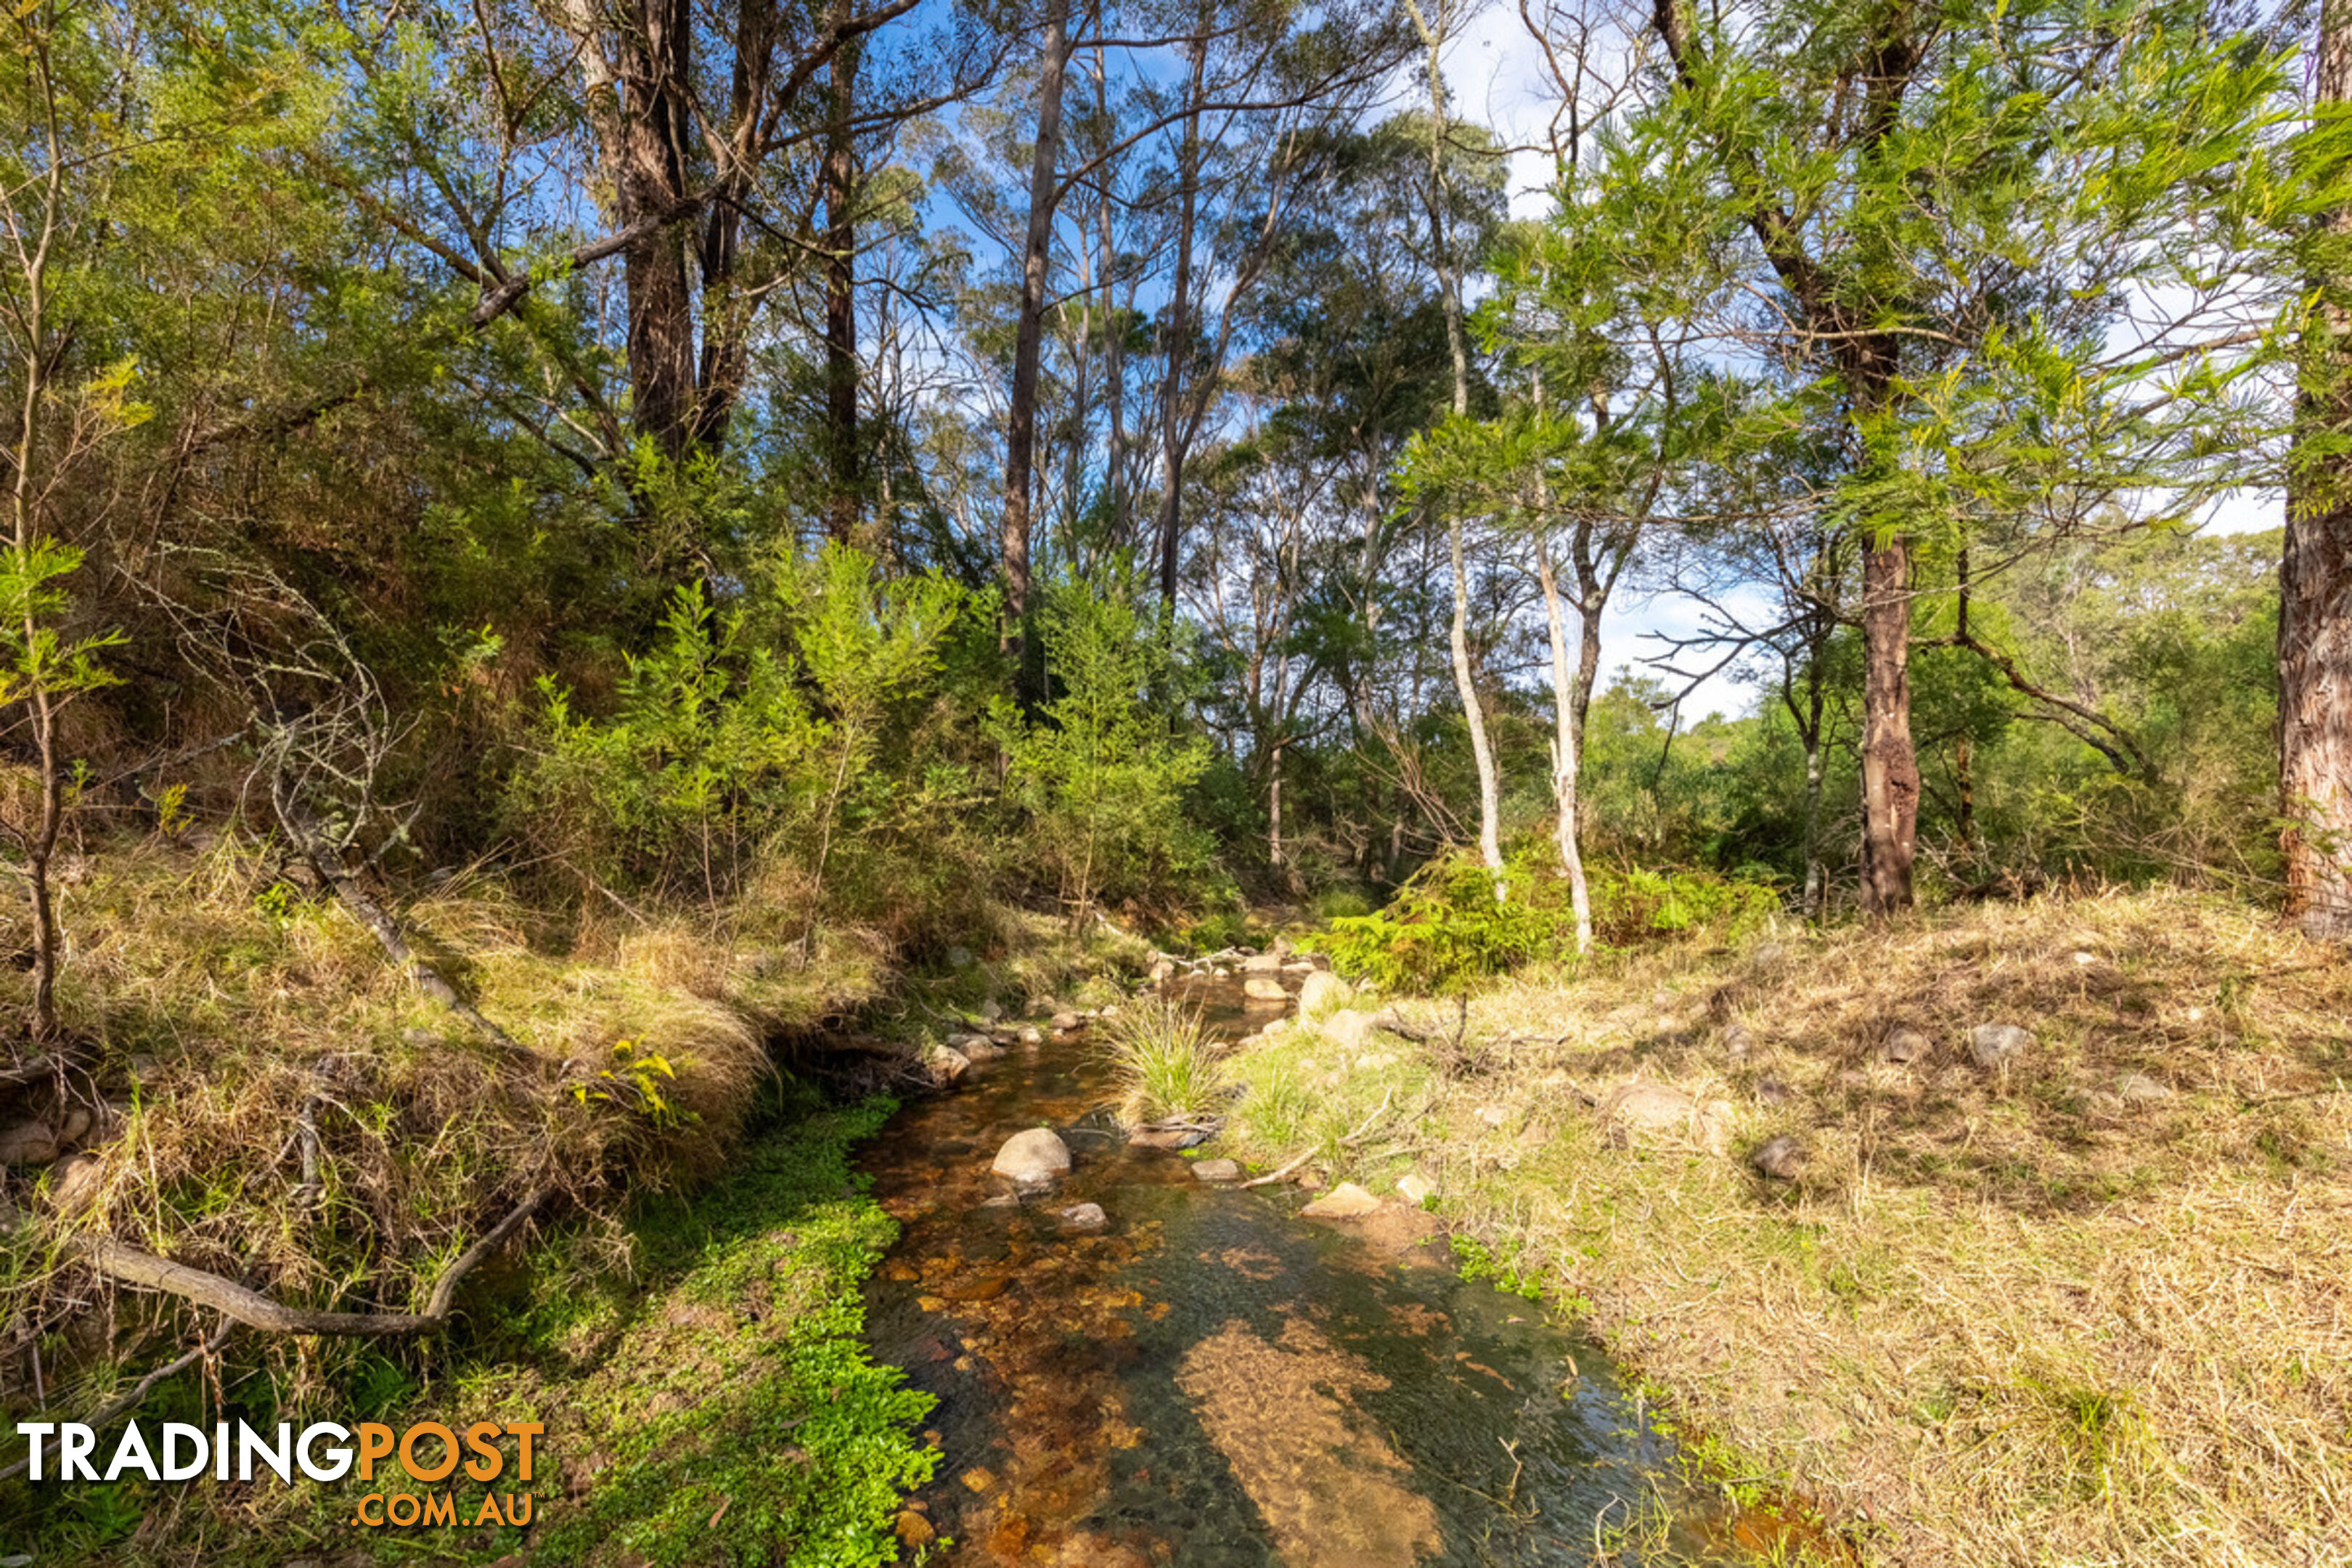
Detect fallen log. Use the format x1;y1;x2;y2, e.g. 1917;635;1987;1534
76;1183;556;1339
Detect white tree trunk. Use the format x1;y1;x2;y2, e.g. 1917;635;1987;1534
1537;546;1591;952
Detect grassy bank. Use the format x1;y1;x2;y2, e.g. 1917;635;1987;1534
0;841;1058;1562
1217;889;2351;1568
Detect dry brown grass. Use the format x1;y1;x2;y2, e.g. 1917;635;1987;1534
0;838;894;1418
1237;889;2352;1568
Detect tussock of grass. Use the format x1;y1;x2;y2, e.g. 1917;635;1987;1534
1226;889;2352;1568
1101;996;1227;1126
0;838;894;1445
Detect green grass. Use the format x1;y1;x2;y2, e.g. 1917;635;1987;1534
1101;997;1228;1126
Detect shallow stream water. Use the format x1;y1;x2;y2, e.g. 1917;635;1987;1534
860;976;1741;1567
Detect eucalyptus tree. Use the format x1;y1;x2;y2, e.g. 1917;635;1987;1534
1628;0;2294;914
314;0;1000;573
2287;0;2352;937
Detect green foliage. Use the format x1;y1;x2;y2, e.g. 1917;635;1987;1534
1322;848;1779;992
992;581;1217;920
506;546;986;934
0;538;122;714
518;1098;936;1568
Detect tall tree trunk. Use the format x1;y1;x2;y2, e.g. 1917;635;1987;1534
7;62;64;1042
1408;0;1504;898
1798;655;1828;919
1001;0;1074;639
2284;0;2352;939
1538;544;1591;952
616;0;701;462
1153;30;1208;607
1097;46;1128;544
822;7;860;543
1857;536;1918;915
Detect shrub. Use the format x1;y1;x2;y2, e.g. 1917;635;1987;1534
993;583;1218;922
1320;849;1779;993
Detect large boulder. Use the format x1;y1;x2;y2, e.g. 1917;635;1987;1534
1297;971;1347;1018
991;1127;1072;1183
1318;1009;1379;1050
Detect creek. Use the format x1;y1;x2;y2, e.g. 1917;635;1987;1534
860;974;1747;1567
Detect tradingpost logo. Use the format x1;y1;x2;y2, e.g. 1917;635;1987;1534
15;1418;543;1529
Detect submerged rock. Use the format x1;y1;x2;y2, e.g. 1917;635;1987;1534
1056;1202;1108;1233
1299;1181;1381;1219
991;1127;1072;1183
1129;1125;1211;1151
1191;1158;1244;1183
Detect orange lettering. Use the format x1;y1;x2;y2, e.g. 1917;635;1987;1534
356;1424;394;1482
399;1423;459;1483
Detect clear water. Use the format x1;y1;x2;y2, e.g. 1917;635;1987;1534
859;978;1747;1567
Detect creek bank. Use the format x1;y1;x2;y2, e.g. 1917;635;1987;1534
1209;891;2352;1568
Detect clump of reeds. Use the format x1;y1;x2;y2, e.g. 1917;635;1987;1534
1101;995;1226;1128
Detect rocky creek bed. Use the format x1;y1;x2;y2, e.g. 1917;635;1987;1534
859;974;1753;1567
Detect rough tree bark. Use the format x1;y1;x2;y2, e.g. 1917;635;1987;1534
2284;0;2352;939
1653;0;1924;916
823;2;861;543
1856;534;1918;913
1002;0;1075;638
